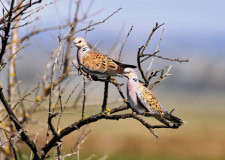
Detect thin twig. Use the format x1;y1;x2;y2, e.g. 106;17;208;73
84;20;93;39
8;138;18;160
137;23;164;85
48;112;59;137
137;46;148;84
140;22;164;56
81;76;86;119
148;65;172;89
20;24;68;42
145;28;165;77
73;126;91;160
0;0;16;63
63;0;81;74
110;78;126;103
0;84;41;122
141;54;189;63
75;8;122;34
0;85;41;159
47;30;63;143
118;26;133;62
64;84;79;107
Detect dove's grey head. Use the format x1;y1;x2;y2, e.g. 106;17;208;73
73;37;87;48
124;68;138;80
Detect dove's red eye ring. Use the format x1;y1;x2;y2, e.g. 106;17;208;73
78;40;82;43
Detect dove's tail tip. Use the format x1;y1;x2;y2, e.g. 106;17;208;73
164;113;186;126
122;64;137;69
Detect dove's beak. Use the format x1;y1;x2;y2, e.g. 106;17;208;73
123;72;129;78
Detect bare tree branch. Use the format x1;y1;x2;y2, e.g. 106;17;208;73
41;106;181;159
118;26;133;62
0;0;16;63
75;8;122;34
81;76;86;119
0;85;41;160
141;54;189;63
0;2;187;159
0;0;43;24
140;22;164;56
101;77;110;112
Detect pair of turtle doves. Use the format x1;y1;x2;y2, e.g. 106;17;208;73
74;37;183;126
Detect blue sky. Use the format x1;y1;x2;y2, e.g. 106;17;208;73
41;0;225;31
16;0;225;88
30;0;225;56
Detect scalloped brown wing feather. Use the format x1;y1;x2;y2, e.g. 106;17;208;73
81;50;136;74
140;86;163;115
137;85;170;126
137;84;182;126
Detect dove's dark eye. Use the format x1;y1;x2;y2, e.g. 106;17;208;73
82;47;87;51
78;40;82;43
133;78;138;82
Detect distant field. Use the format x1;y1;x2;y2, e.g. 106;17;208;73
21;104;225;160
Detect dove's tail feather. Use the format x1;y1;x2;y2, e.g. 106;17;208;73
112;60;137;74
154;115;171;127
120;64;137;69
163;112;184;126
143;112;184;127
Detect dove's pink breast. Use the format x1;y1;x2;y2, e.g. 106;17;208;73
127;80;138;105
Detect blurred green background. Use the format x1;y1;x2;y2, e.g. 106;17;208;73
1;0;225;159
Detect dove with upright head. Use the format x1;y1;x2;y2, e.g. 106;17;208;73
73;37;136;80
123;68;184;126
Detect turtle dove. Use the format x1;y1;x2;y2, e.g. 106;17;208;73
74;37;136;80
124;68;183;126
